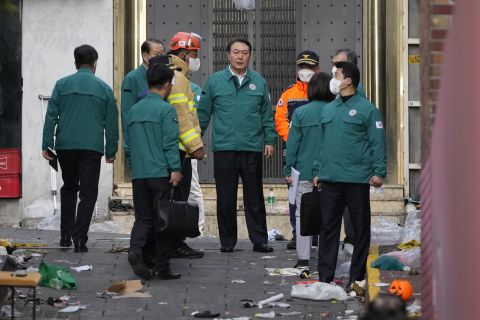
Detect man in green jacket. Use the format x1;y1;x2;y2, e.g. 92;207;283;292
198;39;277;253
121;39;164;137
42;45;119;252
314;61;386;288
124;63;182;281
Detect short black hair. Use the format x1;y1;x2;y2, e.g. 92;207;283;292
147;63;174;89
334;61;360;88
334;48;358;66
141;39;164;54
227;38;252;53
74;44;98;68
307;72;335;102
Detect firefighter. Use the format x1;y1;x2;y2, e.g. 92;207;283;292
274;50;320;250
166;32;206;258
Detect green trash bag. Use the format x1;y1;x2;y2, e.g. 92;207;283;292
370;255;409;271
39;262;78;290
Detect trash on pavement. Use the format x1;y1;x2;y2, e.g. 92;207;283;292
39;262;78;290
36;213;60;231
0;246;7;255
278;311;302;316
231;279;246;284
400;208;421;243
267;229;284;241
241;299;257;308
385;247;421;268
254;311;275;318
265;268;301;276
350;280;366;297
57;305;88;313
102;280;151;299
371;218;403;245
258;293;284;308
191;310;221;318
398;240;421;250
370;255;411;271
107;244;129;253
291;282;349;301
261;256;276;259
266;302;290;308
388;279;413;301
23;199;60;219
70;265;93;272
406;299;421;314
373;282;390;287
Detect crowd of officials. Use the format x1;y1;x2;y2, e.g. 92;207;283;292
41;31;386;287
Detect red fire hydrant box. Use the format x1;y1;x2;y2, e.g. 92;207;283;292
0;149;22;198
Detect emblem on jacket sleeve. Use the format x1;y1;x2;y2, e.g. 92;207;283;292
249;83;256;90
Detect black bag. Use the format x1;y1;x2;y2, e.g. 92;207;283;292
300;186;322;236
154;189;200;238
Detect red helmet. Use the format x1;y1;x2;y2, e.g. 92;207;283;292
169;32;202;51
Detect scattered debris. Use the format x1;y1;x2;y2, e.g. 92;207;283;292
254;311;275;318
99;280;151;299
231;279;246;284
39;262;78;290
57;305;87;313
265;268;301;276
385;248;421;268
266;302;290;308
373;282;390;287
191;310;221;318
241;299;257;308
371;218;403;245
291;282;349;301
407;299;422;314
70;265;93;272
261;256;276;259
258;293;284;308
268;229;286;241
278;311;302;316
371;255;411;271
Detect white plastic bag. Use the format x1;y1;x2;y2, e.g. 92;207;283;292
291;282;348;301
23;199;59;218
371;218;403;245
400;209;421;243
36;213;60;230
385;247;421;268
233;0;255;10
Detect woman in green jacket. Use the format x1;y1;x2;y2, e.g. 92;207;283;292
284;72;335;269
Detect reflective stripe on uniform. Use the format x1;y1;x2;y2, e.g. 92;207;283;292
168;93;189;104
188;101;197;112
180;128;200;144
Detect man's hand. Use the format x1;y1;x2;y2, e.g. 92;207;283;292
285;176;292;184
191;147;206;160
312;176;320;188
369;175;384;188
106;156;116;163
170;171;182;187
264;145;274;159
42;150;53;161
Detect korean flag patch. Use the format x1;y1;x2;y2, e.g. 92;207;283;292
376;121;383;129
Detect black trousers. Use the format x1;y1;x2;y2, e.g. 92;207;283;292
318;182;371;282
343;207;355;243
144;151;192;257
57;150;102;244
130;177;177;272
214;151;268;248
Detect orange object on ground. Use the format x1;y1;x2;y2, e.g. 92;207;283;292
388;279;413;301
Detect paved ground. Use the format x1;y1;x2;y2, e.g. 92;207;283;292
0;227;365;320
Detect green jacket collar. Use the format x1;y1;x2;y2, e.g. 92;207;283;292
335;90;362;108
144;92;166;102
223;66;253;82
77;67;94;74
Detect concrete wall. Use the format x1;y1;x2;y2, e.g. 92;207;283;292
0;0;114;225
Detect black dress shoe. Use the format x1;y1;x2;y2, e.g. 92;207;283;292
128;251;152;280
152;270;181;280
170;242;204;258
74;242;88;253
253;243;273;253
220;246;234;253
286;238;296;250
294;259;309;268
59;236;72;248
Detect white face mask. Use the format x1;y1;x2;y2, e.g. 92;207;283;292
188;57;201;72
297;69;315;83
329;78;343;95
